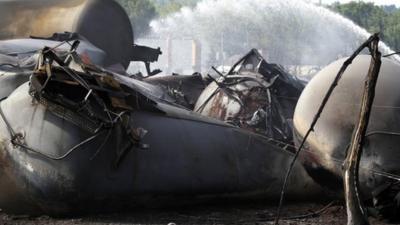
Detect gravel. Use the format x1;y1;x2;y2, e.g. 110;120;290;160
0;201;392;225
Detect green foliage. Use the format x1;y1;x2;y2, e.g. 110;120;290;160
150;0;200;17
116;0;201;37
116;0;400;53
116;0;157;38
381;10;400;50
153;0;183;17
330;2;400;50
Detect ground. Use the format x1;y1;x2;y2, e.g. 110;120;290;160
0;202;392;225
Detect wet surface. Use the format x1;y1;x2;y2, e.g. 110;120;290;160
0;202;390;225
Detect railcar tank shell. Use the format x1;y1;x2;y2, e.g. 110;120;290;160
0;81;322;215
0;0;133;67
293;55;400;197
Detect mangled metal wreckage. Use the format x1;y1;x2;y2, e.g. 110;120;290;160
0;39;321;214
194;49;304;143
1;0;400;221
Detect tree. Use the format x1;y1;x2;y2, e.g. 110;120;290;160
116;0;158;38
151;0;201;17
329;2;400;51
153;0;183;18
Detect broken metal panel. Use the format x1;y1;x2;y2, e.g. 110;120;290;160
0;71;31;100
0;38;107;66
114;73;178;108
0;53;38;99
195;49;304;143
144;73;207;110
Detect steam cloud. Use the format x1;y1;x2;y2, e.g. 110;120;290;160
150;0;398;66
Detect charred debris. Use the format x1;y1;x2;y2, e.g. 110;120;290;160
0;0;322;216
26;41;304;156
194;49;304;143
0;30;398;224
0;32;323;215
0;35;306;161
1;1;400;224
144;48;305;143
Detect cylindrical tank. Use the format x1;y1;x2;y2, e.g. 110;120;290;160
0;82;323;215
293;55;400;197
0;0;133;67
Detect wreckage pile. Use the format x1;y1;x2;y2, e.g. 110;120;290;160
195;49;304;143
1;1;400;224
0;33;398;223
0;37;322;215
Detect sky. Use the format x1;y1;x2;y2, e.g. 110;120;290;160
308;0;400;7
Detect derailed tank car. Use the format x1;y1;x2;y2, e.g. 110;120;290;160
0;0;132;68
0;0;162;103
293;55;400;219
0;45;322;215
0;0;324;216
0;0;162;71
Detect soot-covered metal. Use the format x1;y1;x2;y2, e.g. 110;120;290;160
195;49;304;143
1;0;400;223
0;41;321;215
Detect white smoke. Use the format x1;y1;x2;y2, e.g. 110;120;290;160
149;0;398;67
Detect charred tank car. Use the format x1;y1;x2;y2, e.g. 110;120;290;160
0;0;163;102
0;0;322;216
293;55;400;220
0;44;322;216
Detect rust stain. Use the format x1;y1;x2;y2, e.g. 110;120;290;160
204;84;269;134
209;91;228;120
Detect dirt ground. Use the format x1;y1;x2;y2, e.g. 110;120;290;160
0;202;393;225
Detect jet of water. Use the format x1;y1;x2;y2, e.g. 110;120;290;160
150;0;399;67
